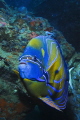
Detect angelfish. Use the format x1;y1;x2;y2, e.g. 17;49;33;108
18;35;69;111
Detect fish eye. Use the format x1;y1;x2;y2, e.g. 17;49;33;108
33;56;37;62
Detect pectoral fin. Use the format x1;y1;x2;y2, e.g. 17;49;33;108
12;69;20;79
39;96;61;111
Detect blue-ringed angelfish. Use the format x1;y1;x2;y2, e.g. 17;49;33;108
18;35;69;111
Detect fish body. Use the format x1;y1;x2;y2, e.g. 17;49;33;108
18;35;69;111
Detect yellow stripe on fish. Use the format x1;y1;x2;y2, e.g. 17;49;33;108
18;35;69;111
28;38;42;49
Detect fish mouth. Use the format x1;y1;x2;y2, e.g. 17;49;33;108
20;62;26;64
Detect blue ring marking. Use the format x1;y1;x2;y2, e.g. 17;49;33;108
48;84;64;92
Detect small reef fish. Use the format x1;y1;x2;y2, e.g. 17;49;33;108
18;35;69;111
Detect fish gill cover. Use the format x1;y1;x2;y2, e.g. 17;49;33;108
0;0;80;120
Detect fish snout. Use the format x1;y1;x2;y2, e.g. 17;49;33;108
18;62;27;78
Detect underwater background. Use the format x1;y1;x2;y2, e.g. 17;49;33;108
0;0;80;120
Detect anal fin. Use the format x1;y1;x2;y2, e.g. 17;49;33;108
39;96;62;111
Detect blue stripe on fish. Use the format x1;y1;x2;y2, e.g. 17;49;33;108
47;84;64;93
54;75;64;83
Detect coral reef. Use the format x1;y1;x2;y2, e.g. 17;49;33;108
0;0;80;120
67;53;80;120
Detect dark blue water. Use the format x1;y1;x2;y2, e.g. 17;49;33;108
5;0;32;7
23;105;74;120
